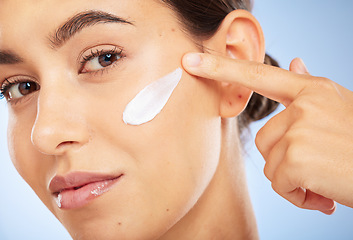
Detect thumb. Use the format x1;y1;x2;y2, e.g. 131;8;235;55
289;58;310;75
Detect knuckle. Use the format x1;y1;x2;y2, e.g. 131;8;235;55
270;165;285;189
289;97;318;118
289;99;305;114
283;144;301;167
290;97;310;111
283;141;308;172
270;177;282;195
263;163;273;180
270;165;295;196
301;179;314;194
255;129;264;149
285;127;308;142
312;77;336;91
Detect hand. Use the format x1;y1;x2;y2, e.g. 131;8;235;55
182;53;353;214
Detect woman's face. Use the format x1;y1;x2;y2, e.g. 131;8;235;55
0;0;222;239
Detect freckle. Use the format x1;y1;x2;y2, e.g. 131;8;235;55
228;101;233;106
166;209;169;212
118;222;122;226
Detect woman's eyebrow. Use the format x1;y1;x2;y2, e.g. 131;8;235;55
0;50;23;65
48;10;135;49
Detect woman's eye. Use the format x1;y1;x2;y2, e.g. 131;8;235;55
81;52;122;74
5;81;40;101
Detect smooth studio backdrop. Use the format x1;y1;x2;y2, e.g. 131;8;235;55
1;1;353;239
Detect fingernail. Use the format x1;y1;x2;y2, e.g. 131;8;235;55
297;58;309;74
321;202;337;215
184;53;202;67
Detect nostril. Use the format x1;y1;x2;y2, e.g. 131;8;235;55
56;141;76;149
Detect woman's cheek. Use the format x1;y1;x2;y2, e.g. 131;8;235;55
7;108;52;203
145;72;221;192
7;112;30;178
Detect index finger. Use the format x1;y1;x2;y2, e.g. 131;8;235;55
182;53;310;106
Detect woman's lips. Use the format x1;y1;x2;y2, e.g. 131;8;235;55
49;172;123;210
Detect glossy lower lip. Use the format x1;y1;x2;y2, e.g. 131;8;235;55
52;175;123;210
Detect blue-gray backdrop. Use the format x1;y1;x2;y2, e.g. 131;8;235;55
1;1;352;239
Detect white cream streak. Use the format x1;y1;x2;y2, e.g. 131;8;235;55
123;68;182;126
55;193;62;208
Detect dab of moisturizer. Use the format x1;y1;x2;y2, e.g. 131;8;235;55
55;193;62;208
123;68;183;125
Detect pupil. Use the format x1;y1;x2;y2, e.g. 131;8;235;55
19;82;37;95
99;54;117;67
104;54;112;61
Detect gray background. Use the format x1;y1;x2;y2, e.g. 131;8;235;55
1;1;352;239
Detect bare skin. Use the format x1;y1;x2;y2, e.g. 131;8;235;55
0;1;265;239
182;53;353;214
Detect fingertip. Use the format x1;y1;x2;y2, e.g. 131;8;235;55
289;57;300;70
320;209;335;215
289;57;309;75
182;53;203;68
320;201;337;215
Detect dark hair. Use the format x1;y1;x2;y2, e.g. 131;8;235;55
160;0;279;131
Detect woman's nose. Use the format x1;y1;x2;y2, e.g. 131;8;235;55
31;80;90;155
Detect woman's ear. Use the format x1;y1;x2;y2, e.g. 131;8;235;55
203;9;265;118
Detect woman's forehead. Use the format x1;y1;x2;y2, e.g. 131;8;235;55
0;0;174;52
0;0;167;33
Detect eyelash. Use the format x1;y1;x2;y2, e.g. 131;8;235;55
0;46;124;102
0;78;15;100
79;46;124;74
0;77;38;104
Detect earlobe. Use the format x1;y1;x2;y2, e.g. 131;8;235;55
203;9;265;118
219;82;253;118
